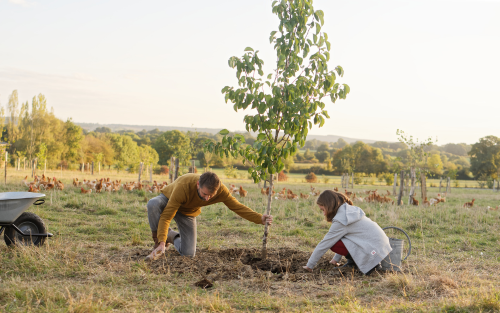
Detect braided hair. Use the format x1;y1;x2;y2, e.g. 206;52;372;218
316;190;353;222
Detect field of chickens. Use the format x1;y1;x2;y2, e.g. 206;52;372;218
0;169;499;312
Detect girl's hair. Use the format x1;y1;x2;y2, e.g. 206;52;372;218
316;190;353;222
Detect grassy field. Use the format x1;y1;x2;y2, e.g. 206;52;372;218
0;169;499;312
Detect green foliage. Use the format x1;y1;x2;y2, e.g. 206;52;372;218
384;173;394;186
396;129;436;173
205;0;349;183
107;133;140;167
427;154;444;176
469;136;500;179
153;130;191;165
224;165;239;179
314;150;329;163
332;142;388;175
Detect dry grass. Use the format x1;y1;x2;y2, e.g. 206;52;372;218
0;169;499;312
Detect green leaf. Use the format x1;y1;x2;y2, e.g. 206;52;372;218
316;10;324;26
315;23;321;34
343;84;350;94
267;73;272;79
219;129;230;136
336;66;344;77
258;69;264;76
326;41;331;51
244;47;254;52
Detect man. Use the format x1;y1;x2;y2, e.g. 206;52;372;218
146;172;273;260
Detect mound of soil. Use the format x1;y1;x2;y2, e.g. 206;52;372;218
131;247;364;283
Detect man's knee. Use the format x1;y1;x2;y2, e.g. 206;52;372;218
147;197;162;215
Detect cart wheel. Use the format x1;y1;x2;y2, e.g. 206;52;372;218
4;212;47;247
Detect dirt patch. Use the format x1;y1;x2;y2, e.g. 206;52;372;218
131;247;368;282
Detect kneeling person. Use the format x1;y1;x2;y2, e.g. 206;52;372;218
146;172;273;260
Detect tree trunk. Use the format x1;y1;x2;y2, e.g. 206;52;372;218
261;173;273;259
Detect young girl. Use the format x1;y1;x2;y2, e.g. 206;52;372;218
303;190;392;275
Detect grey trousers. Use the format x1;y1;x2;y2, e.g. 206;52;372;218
147;194;197;257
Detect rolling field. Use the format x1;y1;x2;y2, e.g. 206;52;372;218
0;169;499;312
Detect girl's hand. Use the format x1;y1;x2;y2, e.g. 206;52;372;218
330;259;340;266
302;266;312;272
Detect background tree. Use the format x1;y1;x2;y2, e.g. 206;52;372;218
427;154;444;177
469;135;500;179
205;0;349;258
153;130;191;165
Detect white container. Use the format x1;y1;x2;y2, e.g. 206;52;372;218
0;192;45;223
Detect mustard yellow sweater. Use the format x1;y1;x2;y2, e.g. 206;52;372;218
157;173;263;242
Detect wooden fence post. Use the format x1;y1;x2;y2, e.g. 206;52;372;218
397;170;404;205
393;173;397;196
91;161;94;175
81;163;84;174
174;158;179;181
409;168;416;205
138;162;143;182
191;160;196;173
23;157;26;170
421;173;427;201
439;177;442;193
341;174;344;188
447;177;451;194
169;157;175;183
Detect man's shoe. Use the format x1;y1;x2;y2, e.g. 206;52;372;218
167;228;180;245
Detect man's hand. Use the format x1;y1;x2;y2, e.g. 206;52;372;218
261;214;273;225
145;242;168;261
302;265;313;272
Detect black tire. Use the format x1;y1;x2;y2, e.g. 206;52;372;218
4;212;47;247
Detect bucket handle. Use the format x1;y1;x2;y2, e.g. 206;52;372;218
383;226;412;261
33;199;45;206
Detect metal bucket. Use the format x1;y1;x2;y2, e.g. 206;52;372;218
381;237;404;271
0;192;45;223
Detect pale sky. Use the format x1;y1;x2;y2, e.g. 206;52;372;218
1;0;499;144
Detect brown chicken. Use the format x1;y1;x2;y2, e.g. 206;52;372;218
333;187;338;192
81;187;92;194
463;199;475;208
28;185;40;193
345;189;353;197
56;180;64;190
239;186;248;197
300;193;310;199
423;197;430;206
411;196;419;206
